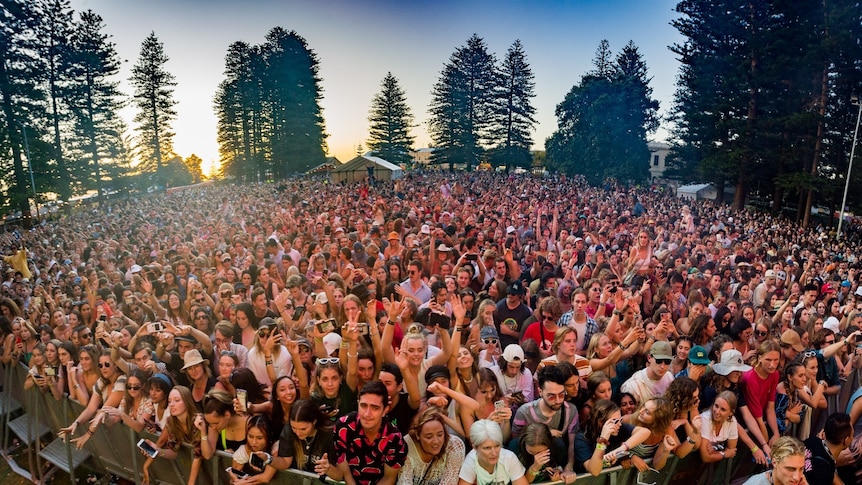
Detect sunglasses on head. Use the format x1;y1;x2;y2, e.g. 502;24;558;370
317;357;340;365
803;350;818;358
220;350;236;357
482;338;498;345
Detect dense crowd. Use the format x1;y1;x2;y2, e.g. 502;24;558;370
1;171;861;485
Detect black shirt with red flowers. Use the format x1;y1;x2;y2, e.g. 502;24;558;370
333;411;407;485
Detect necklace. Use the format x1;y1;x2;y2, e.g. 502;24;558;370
461;372;473;383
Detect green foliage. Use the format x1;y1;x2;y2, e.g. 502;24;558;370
66;9;126;199
428;34;497;170
545;40;658;184
367;72;414;166
489;40;537;172
669;0;862;216
130;32;177;178
0;0;47;218
215;29;327;179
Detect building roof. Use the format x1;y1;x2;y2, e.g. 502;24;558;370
331;155;402;173
677;183;713;193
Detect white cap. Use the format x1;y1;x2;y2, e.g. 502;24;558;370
502;344;524;362
420;224;431;235
506;225;516;234
322;333;342;356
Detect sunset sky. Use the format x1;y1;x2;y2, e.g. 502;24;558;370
70;0;683;175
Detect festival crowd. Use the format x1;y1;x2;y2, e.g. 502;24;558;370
1;171;861;485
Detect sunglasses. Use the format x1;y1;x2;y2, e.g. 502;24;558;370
317;357;340;365
98;362;112;368
653;358;672;365
220;350;236;357
258;330;271;338
79;333;92;338
803;350;818;358
542;314;556;322
482;338;498;345
755;331;768;337
127;385;142;391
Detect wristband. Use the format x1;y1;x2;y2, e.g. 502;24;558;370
595;443;607;451
265;360;273;366
340;342;350;349
618;343;625;350
201;435;208;441
750;445;759;453
386;321;395;326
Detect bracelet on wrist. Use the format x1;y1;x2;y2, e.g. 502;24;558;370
750;445;759;453
201;435;208;441
595;443;607;451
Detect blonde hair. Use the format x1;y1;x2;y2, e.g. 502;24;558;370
769;436;805;465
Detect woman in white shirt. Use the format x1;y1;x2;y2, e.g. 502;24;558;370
699;390;739;463
458;420;528;485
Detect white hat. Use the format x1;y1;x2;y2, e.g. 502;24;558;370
712;349;752;375
823;316;841;333
437;244;452;252
502;344;524;362
506;226;516;234
130;264;142;273
322;333;342;356
420;224;431;235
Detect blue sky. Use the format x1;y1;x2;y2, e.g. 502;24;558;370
70;0;683;174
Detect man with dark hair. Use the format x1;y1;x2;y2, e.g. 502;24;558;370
329;380;407;485
400;260;431;304
511;364;578;472
379;362;420;435
805;412;852;484
249;287;277;328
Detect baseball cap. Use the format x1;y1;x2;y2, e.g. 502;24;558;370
420;224;431;235
764;269;775;278
502;344;524;362
480;326;499;340
650;341;673;360
507;280;526;296
780;330;804;352
506;225;516;235
688;346;711;365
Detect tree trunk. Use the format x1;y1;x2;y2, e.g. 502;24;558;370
803;63;829;228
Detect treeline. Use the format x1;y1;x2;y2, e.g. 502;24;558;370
0;0;200;219
668;0;862;220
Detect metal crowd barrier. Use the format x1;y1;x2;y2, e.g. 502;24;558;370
0;362;753;484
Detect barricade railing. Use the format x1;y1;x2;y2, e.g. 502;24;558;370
0;362;753;485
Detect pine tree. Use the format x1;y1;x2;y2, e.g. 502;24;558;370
545;40;658;184
130;32;176;180
488;40;536;172
214;41;258;178
428;34;496;170
67;9;125;199
367;72;414;165
261;27;326;176
0;0;46;223
36;0;75;202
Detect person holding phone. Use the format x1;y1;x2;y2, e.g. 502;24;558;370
247;318;292;387
141;386;202;485
273;399;334;473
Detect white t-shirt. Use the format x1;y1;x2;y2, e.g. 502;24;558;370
699;410;738;444
619;369;675;404
458;448;525;485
